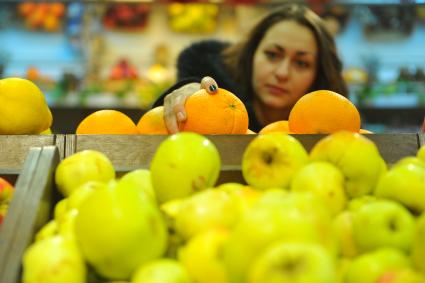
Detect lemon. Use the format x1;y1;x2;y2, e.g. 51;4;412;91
0;77;52;134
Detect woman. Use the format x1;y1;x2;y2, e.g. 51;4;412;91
153;3;348;133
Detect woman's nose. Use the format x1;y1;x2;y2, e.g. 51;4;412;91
274;59;290;80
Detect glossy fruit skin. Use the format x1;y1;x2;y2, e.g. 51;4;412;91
22;236;86;283
55;150;115;197
132;259;191;283
242;133;309;190
150;132;221;204
310;131;386;198
248;242;336;283
75;181;168;280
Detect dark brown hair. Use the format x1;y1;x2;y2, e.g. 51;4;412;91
222;3;348;100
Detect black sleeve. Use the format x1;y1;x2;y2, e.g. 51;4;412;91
152;40;231;107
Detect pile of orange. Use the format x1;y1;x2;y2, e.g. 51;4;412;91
259;90;370;134
76;109;139;134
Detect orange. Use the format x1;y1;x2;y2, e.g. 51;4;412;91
246;129;257;135
76;109;139;134
259;120;293;134
288;90;361;134
137;106;169;134
181;88;248;134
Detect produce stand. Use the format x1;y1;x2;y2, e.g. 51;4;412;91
0;132;422;283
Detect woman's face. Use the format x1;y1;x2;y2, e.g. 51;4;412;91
252;20;318;110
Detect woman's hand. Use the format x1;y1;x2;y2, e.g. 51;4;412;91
163;76;218;133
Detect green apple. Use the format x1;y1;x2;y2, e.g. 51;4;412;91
178;228;230;283
417;145;425;162
412;212;425;273
216;182;262;218
376;268;425;283
310;131;386;198
67;181;103;211
223;192;336;283
54;198;69;222
75;180;168;280
344;248;411;283
35;220;59;242
333;211;358;258
22;235;86;283
131;259;191;283
150;132;221;203
55;150;115;197
351;199;415;253
247;242;336;283
336;257;352;283
393;156;425;170
375;162;425;214
175;189;239;240
241;133;309;190
348;195;378;211
290;161;347;215
118;169;156;203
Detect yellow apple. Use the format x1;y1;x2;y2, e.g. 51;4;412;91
241;133;309;190
175;189;239;240
290;161;347;215
375;162;425;214
248;242;336;283
22;235;86;283
310;131;386;198
223;191;337;283
131;259;191;283
351;199;415;253
178;229;230;283
345;248;410;283
412;212;425;273
55;150;115;197
75;180;168;280
150;132;221;203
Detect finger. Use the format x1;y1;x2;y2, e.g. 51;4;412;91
164;98;180;134
200;76;218;94
173;103;186;123
164;109;180;134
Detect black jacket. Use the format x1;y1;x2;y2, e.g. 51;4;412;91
153;40;261;132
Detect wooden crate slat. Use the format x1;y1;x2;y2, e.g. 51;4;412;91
0;146;59;283
0;147;42;280
69;134;420;170
0;135;55;172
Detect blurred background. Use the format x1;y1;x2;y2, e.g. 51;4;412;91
0;0;424;133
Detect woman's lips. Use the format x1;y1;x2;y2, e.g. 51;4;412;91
265;85;288;96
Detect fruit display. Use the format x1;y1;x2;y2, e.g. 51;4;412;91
168;3;219;34
102;4;150;31
0;177;14;225
16;130;425;283
18;2;66;32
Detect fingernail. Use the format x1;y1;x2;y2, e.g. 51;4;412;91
209;85;217;93
177;112;185;121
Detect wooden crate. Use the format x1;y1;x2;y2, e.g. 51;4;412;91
0;133;421;283
0;146;60;283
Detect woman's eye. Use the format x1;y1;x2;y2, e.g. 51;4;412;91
295;60;310;68
264;51;280;60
